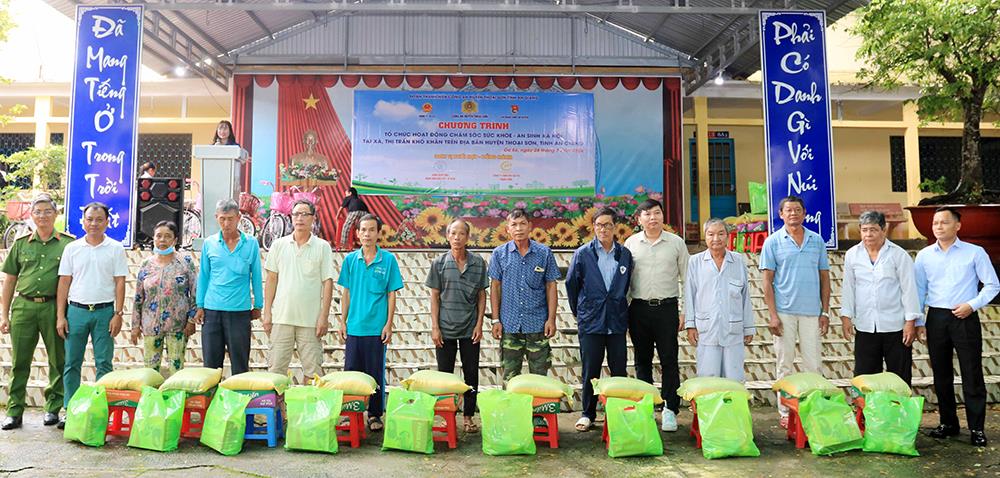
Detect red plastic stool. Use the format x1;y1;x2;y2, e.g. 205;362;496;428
852;396;866;434
107;406;136;437
532;397;560;449
780;396;808;449
180;392;213;439
336;395;369;448
689;400;702;448
432;394;460;449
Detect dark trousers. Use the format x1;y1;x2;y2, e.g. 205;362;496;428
345;335;387;417
435;338;480;417
579;333;628;420
854;329;913;385
202;309;252;376
629;299;680;414
927;307;987;431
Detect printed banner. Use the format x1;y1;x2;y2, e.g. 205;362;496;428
352;91;596;196
760;10;837;248
66;6;143;246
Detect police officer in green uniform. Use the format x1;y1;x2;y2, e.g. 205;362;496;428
0;195;74;430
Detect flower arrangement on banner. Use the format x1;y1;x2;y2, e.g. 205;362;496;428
380;186;675;249
280;163;340;182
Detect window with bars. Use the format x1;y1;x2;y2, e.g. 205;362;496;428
890;136;1000;192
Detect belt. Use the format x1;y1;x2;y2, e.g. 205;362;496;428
19;295;55;303
633;297;677;307
69;301;114;311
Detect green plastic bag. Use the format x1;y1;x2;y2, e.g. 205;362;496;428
862;391;923;456
749;182;768;214
382;389;436;454
477;389;536;456
127;386;186;452
798;391;863;456
63;383;109;447
200;387;252;455
285;386;344;454
605;395;663;458
696;391;760;459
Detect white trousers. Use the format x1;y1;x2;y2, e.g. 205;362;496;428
696;343;746;383
773;313;822;416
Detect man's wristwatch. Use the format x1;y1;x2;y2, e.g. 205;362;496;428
113;310;124;317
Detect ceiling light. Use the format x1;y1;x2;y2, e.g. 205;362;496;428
713;72;724;86
174;65;187;77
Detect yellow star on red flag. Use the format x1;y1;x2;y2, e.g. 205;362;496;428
303;93;319;110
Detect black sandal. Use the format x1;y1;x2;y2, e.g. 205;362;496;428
368;416;383;431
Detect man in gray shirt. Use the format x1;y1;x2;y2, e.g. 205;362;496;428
426;219;489;432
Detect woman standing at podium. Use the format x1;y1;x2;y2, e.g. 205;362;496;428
212;120;239;146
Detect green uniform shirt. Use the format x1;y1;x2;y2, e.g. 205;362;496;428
1;230;75;297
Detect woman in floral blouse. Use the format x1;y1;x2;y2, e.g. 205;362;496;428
131;221;198;375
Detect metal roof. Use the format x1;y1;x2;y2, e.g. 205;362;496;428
41;0;867;91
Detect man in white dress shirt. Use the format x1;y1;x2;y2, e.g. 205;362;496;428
840;211;923;385
683;219;754;382
624;198;688;432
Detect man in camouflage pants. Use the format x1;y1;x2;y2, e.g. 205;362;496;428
488;209;561;381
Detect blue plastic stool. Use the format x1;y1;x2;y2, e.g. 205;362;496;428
244;407;284;447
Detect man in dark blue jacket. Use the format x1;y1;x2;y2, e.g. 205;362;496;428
565;207;633;432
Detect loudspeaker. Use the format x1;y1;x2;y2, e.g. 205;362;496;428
136;177;184;245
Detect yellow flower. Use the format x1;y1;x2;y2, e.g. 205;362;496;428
414;207;449;233
552;221;577;247
530;227;550;245
490;222;511;245
615;223;634;244
467;225;489;248
378;224;398;247
422;229;446;246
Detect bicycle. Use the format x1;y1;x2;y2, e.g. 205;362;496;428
258;180;294;251
181;180;202;249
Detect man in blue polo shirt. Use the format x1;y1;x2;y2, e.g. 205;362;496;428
759;195;830;428
338;214;403;432
195;199;263;376
489;209;561;381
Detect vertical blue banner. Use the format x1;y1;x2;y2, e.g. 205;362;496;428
759;10;837;248
66;6;143;247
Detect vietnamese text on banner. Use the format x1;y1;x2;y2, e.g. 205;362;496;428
66;6;143;246
351;91;596;197
760;10;838;248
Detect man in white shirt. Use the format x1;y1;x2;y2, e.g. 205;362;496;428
840;211;923;385
262;200;334;382
684;219;754;382
55;202;128;428
624;198;688;432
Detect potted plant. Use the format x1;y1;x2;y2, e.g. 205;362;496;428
853;0;1000;257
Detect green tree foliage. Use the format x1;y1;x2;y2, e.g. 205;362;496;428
852;0;1000;204
0;145;68;203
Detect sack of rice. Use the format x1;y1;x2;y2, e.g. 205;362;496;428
96;368;164;391
400;370;471;395
159;367;222;393
505;374;573;405
317;371;378;396
220;372;291;394
591;376;664;404
772;372;839;398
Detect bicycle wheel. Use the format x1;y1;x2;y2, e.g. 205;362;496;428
2;222;30;249
259;213;290;251
238;214;257;237
182;210;201;249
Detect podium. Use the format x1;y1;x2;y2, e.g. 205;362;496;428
192;145;246;248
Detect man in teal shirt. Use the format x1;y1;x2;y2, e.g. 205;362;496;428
195;199;263;375
337;214;403;431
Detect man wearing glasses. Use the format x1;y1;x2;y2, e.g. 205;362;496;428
564;207;632;432
0;195;75;430
262;200;334;382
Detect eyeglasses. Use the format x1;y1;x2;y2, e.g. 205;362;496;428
594;222;615;229
291;212;314;218
32;210;57;216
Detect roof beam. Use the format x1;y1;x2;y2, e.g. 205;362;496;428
141;1;765;15
245;11;275;38
143;10;233;90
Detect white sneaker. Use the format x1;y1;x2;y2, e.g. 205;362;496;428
661;409;678;432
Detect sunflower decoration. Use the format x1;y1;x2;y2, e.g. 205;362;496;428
466;224;488;248
552;221;578;247
422;229;447;247
489;222;511;245
414;207;450;233
530;227;550;245
614;223;635;244
571;208;597;243
378;224;399;247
